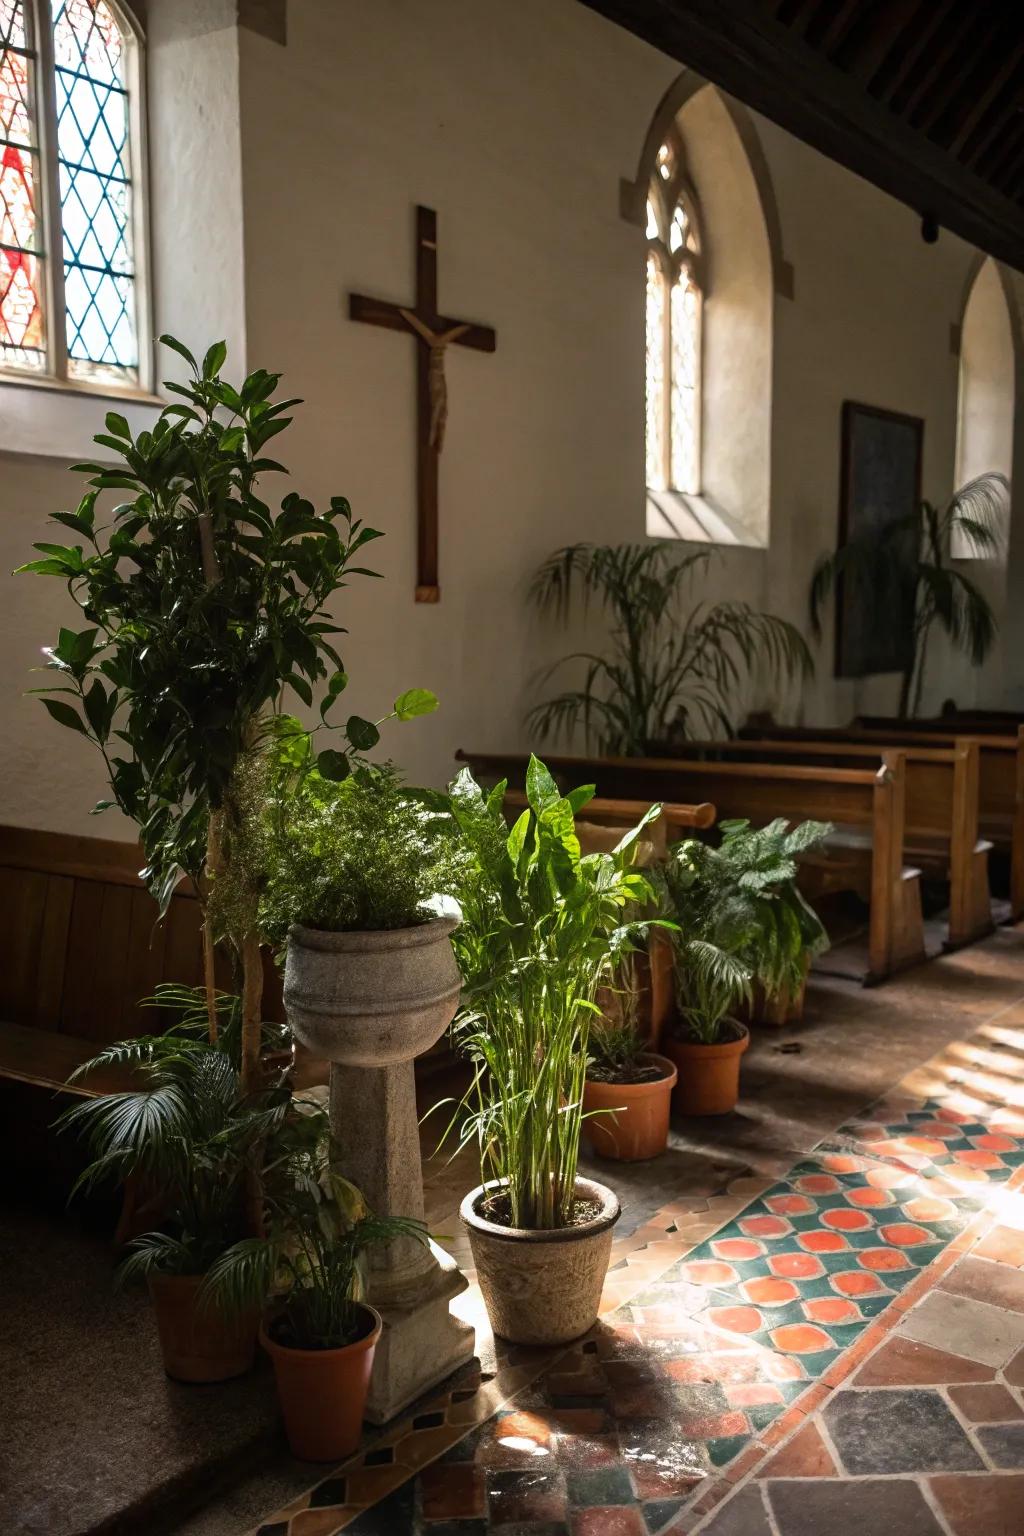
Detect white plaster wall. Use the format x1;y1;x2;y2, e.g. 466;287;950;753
2;0;1021;837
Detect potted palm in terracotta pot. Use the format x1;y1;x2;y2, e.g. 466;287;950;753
445;758;660;1346
62;1029;298;1382
205;1098;427;1461
582;955;677;1161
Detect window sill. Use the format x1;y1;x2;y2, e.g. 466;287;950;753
646;489;767;549
0;373;164;462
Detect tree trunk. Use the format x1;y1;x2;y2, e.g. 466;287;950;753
202;810;224;1044
240;928;264;1098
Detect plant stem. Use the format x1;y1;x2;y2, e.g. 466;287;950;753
202;810;223;1045
240;928;263;1098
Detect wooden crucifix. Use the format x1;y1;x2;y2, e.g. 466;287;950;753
349;206;497;602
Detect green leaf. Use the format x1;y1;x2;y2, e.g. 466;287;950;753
83;679;110;741
346;715;380;752
285;673;313;707
104;412;131;440
317;749;351;782
526;754;561;814
394;687;438;721
319;670;348;720
159;334;198;370
42;697;89;736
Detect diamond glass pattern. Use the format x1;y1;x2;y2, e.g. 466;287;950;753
1;0;44;368
51;0;136;376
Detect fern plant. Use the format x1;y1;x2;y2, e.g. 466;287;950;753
810;473;1009;718
203;1098;427;1349
664;817;832;1041
527;543;812;753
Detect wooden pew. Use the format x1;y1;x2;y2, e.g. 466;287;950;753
738;724;1024;921
856;710;1024;736
0;824;288;1098
660;739;993;950
457;749;925;984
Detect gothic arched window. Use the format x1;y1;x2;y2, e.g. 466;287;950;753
645;128;703;495
1;0;146;387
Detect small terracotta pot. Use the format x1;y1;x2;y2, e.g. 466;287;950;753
260;1305;382;1462
148;1274;258;1383
582;1053;677;1161
663;1022;750;1116
461;1177;620;1346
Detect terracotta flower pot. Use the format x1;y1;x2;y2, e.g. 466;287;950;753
260;1305;382;1462
460;1177;620;1346
581;1053;677;1161
663;1022;750;1116
283;916;461;1065
148;1274;258;1383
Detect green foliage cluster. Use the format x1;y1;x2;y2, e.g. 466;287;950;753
810;473;1009;719
213;739;460;943
664;817;832;1044
443;758;660;1230
586;952;658;1083
203;1104;427;1350
16;336;400;914
527;543;812;754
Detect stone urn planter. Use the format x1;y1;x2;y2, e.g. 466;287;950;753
581;1052;678;1161
283;915;462;1064
282;914;475;1423
663;1021;750;1116
460;1177;620;1345
260;1303;382;1462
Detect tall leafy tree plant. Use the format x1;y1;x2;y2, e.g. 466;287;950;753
17;336;436;1092
809;474;1009;718
527;543;812;753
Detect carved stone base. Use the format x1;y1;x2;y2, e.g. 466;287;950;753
364;1241;476;1424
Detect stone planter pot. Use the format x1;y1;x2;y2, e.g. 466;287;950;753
260;1304;381;1462
460;1177;620;1345
663;1021;750;1116
283;915;461;1064
581;1052;678;1161
148;1274;258;1383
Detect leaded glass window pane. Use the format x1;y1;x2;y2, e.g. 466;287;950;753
645;250;667;492
670;277;700;495
51;0;137;380
1;0;45;369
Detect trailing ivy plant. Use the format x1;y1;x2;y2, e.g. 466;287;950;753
16;336;437;1089
527;543;812;753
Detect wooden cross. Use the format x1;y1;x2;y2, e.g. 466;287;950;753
349;206;497;603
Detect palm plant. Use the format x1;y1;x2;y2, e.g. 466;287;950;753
61;1032;294;1285
587;955;655;1083
202;1099;427;1349
664;817;832;1040
810;473;1009;718
527;543;812;753
442;757;660;1230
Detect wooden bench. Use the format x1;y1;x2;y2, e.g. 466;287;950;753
457;749;924;984
661;738;993;950
0;824;292;1101
739;724;1024;921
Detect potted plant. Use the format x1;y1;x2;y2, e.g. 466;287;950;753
17;335;437;1090
661;817;832;1112
445;757;659;1345
61;1026;298;1381
204;1100;428;1461
526;541;812;751
581;954;678;1161
221;750;464;1068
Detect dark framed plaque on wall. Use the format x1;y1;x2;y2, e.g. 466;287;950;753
834;400;923;679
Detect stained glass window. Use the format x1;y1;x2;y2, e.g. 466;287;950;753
645;128;702;496
0;0;142;386
1;0;45;369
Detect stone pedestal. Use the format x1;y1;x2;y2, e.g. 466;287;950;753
329;1060;476;1423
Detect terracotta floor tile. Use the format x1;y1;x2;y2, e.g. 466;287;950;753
701;1482;773;1536
571;1507;646;1536
853;1335;996;1386
930;1471;1024;1536
418;1461;486;1519
947;1382;1024;1422
899;1291;1024;1367
755;1420;837;1478
1005;1344;1024;1387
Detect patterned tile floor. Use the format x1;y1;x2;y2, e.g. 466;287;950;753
248;1006;1024;1536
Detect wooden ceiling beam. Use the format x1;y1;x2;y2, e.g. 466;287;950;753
580;0;1024;271
897;9;983;119
869;0;956;107
949;42;1024;156
840;0;921;87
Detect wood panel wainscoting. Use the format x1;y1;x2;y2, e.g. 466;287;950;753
456;749;925;986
